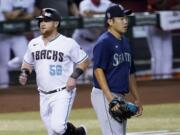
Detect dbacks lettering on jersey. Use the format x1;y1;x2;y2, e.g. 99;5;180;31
113;52;131;67
32;50;64;62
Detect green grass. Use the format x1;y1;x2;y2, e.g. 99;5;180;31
127;104;180;132
0;103;180;135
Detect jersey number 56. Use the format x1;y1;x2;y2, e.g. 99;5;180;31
49;65;62;76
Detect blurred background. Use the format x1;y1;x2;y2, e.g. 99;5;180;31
0;0;180;88
0;0;180;134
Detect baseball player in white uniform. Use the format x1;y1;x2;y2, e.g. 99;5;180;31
0;0;35;88
146;0;174;79
0;2;9;88
72;0;111;60
146;25;173;79
19;8;90;135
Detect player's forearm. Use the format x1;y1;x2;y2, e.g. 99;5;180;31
3;10;23;20
82;11;105;17
69;3;80;16
94;68;114;102
19;13;33;19
129;74;141;101
129;74;143;115
70;58;90;79
76;58;91;71
19;63;33;86
21;63;33;74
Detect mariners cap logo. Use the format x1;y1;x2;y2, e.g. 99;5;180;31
107;13;111;18
118;5;124;10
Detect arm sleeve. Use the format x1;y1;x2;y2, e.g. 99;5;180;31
93;41;110;70
69;40;88;64
23;44;34;65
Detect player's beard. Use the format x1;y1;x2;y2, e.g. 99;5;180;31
40;27;54;37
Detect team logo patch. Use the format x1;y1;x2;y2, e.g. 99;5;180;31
119;5;124;10
107;13;111;18
44;12;51;17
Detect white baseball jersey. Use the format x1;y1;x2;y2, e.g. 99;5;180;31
24;34;88;91
0;0;34;88
1;0;35;13
80;0;111;14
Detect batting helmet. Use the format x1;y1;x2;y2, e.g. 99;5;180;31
36;8;61;30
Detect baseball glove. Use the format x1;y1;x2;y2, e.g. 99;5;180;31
109;97;138;123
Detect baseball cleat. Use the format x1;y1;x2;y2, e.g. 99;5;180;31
77;125;88;135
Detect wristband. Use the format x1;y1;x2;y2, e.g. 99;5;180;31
70;68;84;79
21;68;30;76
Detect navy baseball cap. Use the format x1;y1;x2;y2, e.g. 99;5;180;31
36;8;61;21
105;4;132;20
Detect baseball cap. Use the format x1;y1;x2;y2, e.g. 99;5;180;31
36;8;61;22
105;4;132;20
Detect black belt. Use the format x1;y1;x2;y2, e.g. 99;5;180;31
39;87;66;94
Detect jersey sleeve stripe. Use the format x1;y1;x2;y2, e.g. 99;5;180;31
76;54;88;64
23;60;34;65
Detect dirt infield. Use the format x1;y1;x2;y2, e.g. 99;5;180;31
0;79;180;113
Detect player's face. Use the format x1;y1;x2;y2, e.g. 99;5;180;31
39;19;58;35
110;16;129;34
